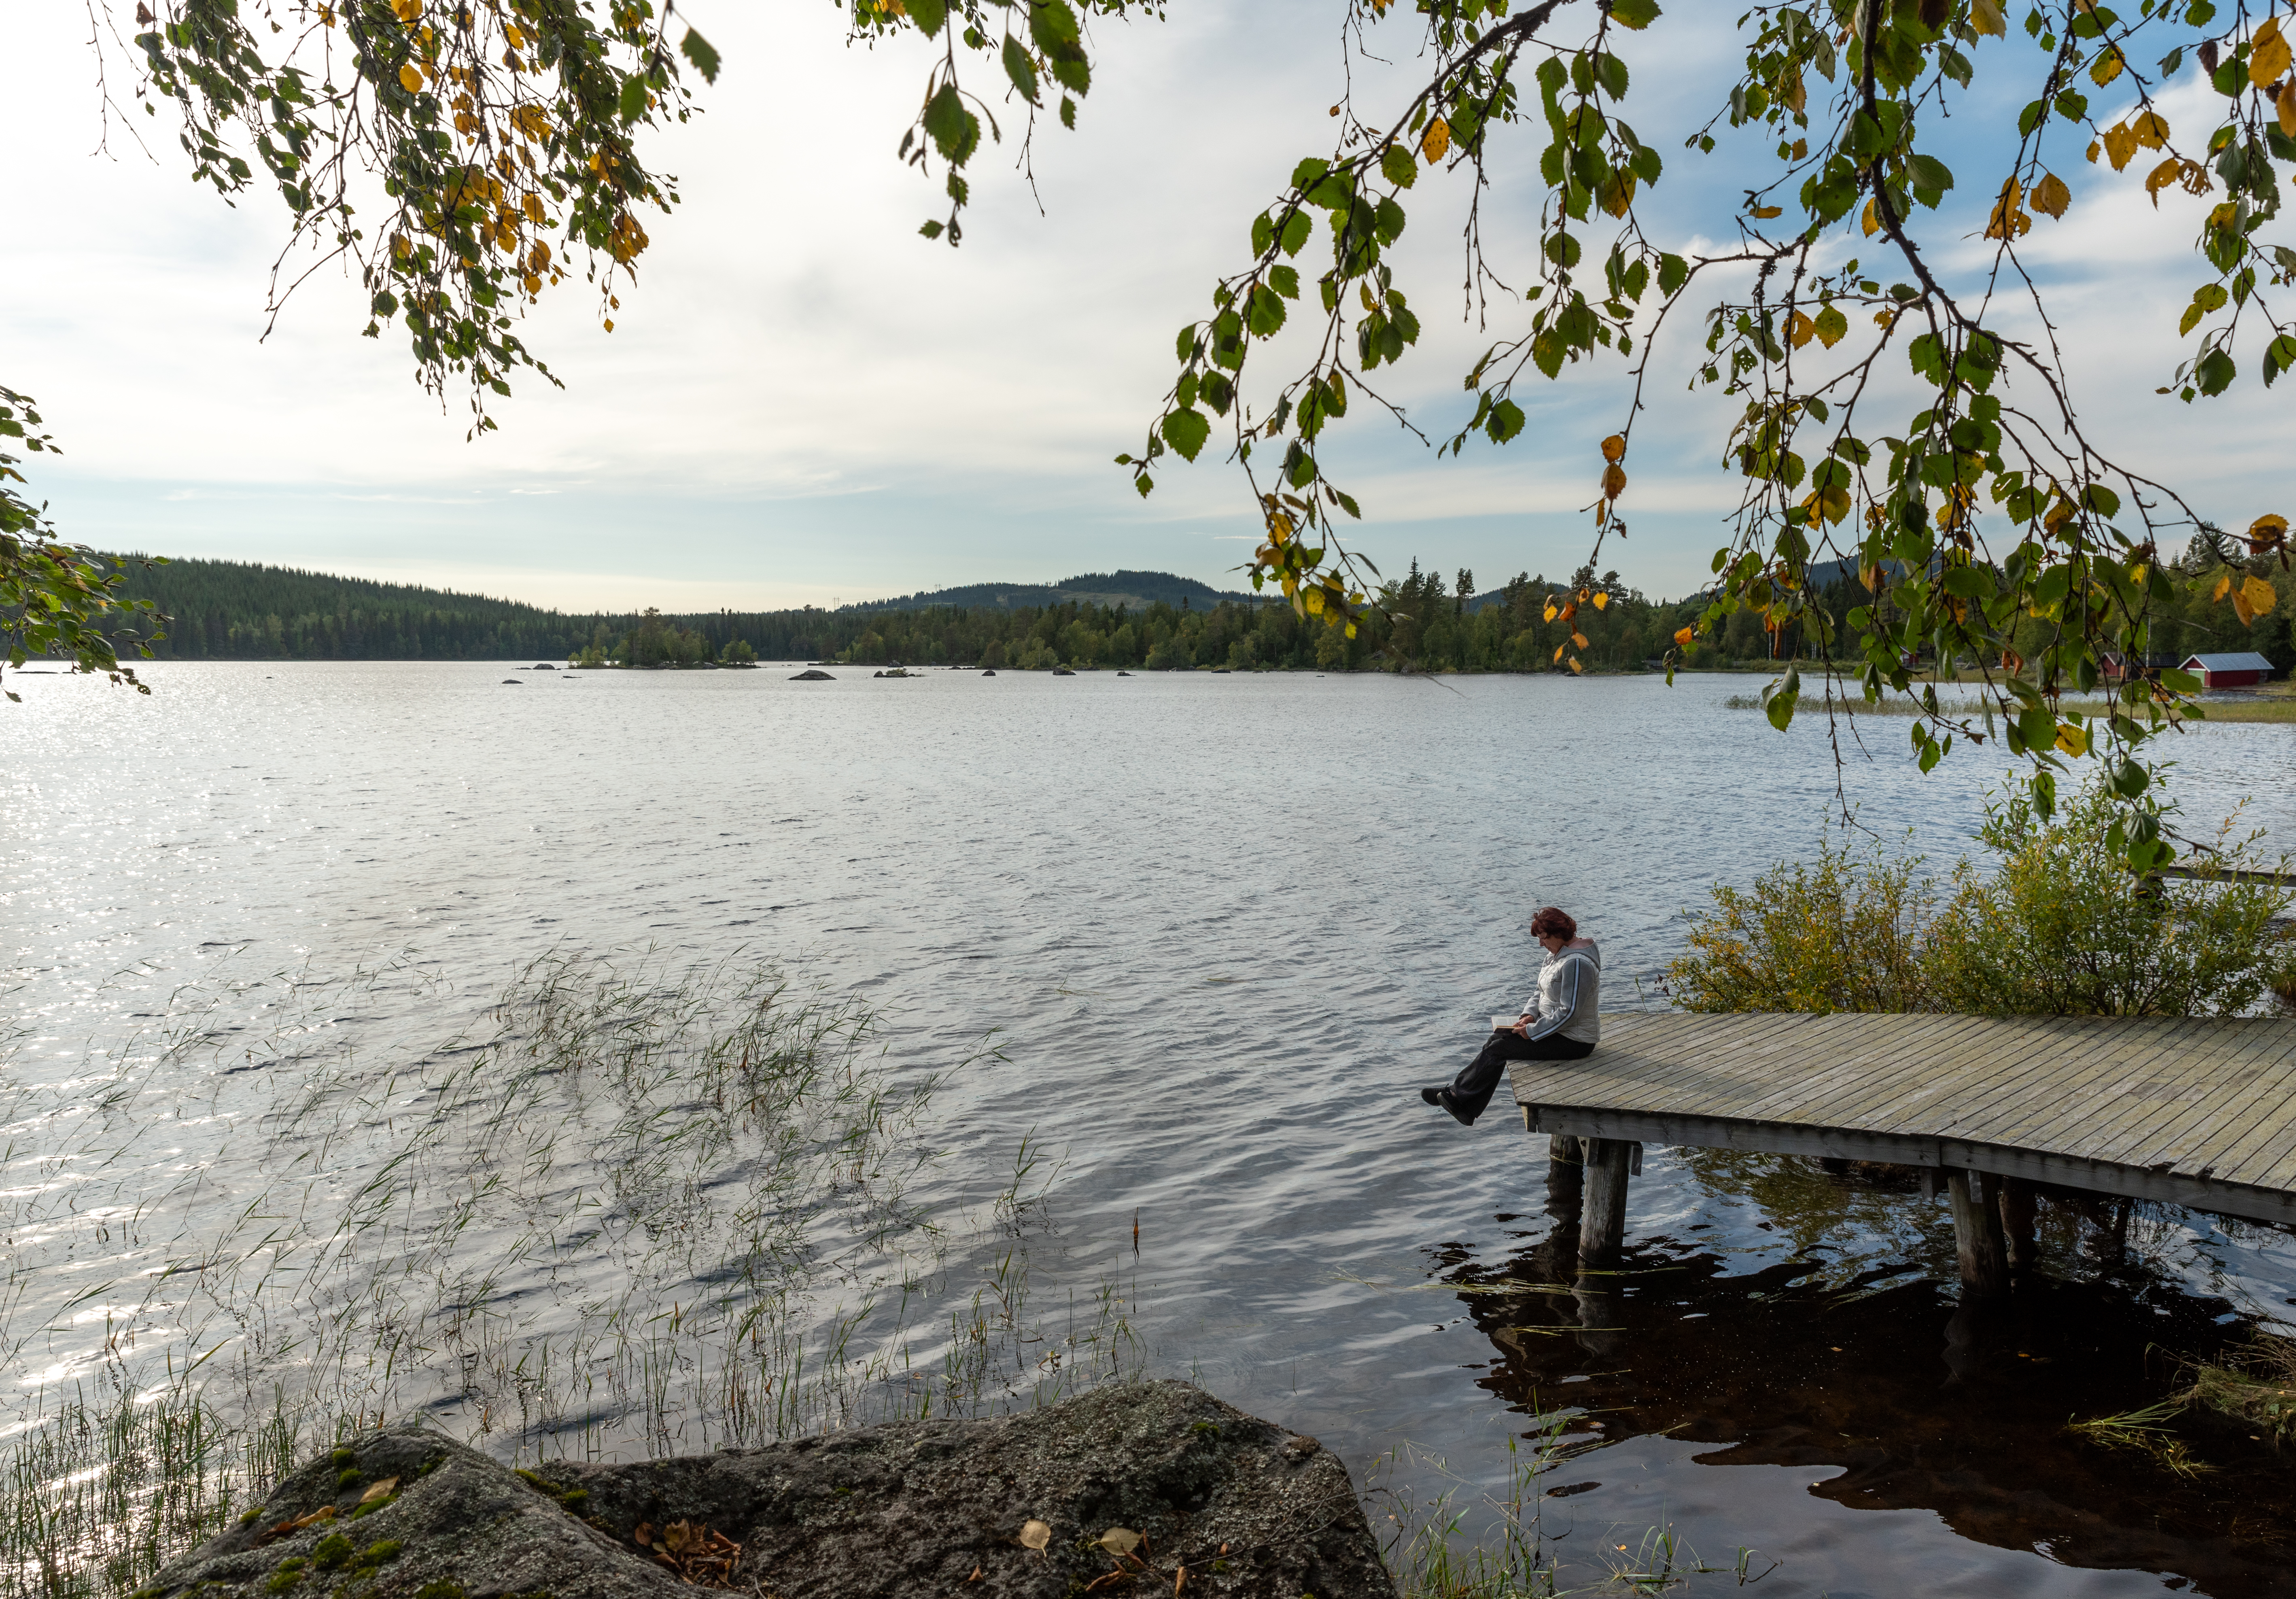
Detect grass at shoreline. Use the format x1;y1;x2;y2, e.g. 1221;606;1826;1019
1723;690;2296;723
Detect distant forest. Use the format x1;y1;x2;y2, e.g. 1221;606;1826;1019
68;547;2296;675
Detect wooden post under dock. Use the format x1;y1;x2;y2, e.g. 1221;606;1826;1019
1576;1137;1642;1267
1946;1169;2010;1298
1510;1010;2296;1300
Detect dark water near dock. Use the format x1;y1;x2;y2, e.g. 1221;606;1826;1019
8;662;2296;1596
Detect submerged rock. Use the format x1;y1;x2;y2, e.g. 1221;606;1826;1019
788;669;836;681
144;1382;1389;1599
500;679;523;685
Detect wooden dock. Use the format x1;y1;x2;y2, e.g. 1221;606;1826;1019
1508;1011;2296;1292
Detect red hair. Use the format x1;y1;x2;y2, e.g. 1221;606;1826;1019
1530;906;1577;939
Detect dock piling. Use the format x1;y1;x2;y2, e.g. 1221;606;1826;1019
1579;1138;1634;1267
1998;1177;2037;1274
1946;1168;2010;1298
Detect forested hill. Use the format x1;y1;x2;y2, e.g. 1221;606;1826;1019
112;556;592;660
842;570;1263;613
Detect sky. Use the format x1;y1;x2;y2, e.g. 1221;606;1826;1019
5;2;2290;612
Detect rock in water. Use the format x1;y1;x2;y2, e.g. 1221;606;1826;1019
144;1382;1389;1599
788;669;836;681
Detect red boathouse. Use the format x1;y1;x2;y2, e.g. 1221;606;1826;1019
2181;651;2276;688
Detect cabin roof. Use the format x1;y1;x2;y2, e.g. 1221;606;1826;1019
2182;651;2276;672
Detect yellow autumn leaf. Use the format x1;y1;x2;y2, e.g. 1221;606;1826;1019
1673;626;1696;649
1553;643;1567;664
1600;433;1626;462
2090;45;2124;86
1860;197;1882;236
2101;121;2139;171
2214;571;2235;602
2055;722;2089;756
1572;630;1591;649
1543;600;1560;621
399;64;424;92
1591;591;1610;609
2032;171;2071;218
393;0;420;19
1789;311;1816;348
2132;109;2170;148
1751;204;1783;219
2144;157;2184;206
2254;19;2292;86
2249;512;2290;551
1970;0;2007;36
1421;117;1451;163
1601;462;1627;499
1568;657;1585;674
2243;573;2278;616
1983;178;2030;239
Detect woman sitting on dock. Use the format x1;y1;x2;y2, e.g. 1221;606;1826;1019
1423;906;1601;1127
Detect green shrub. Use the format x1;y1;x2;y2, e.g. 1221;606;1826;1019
1671;779;2296;1018
1668;825;1937;1013
1924;783;2296;1016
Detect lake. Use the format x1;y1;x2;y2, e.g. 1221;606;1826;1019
6;661;2296;1597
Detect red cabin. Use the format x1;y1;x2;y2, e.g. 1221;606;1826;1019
2181;651;2276;688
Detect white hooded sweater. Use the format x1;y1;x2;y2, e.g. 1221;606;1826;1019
1521;939;1601;1046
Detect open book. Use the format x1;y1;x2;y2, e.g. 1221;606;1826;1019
1491;1015;1530;1032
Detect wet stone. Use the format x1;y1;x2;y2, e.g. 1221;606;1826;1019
144;1381;1390;1599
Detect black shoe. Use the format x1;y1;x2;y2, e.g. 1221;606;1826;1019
1424;1087;1476;1127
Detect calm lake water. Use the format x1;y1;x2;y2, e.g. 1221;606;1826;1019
7;662;2296;1597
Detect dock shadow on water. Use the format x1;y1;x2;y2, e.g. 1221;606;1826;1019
1432;1147;2296;1599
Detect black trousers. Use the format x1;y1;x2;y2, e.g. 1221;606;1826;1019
1450;1030;1595;1121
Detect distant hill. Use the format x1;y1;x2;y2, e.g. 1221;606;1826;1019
842;570;1265;613
89;555;1278;662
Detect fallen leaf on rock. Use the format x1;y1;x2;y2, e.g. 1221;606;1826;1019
1098;1528;1142;1557
1020;1519;1053;1552
357;1478;399;1505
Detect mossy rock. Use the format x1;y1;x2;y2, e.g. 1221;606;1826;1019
142;1383;1386;1598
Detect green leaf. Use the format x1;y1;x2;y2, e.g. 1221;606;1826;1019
1594;53;1628;99
923;84;978;163
2082;482;2121;517
1279;210;1312;255
1487;399;1526;442
1380;143;1416;189
1609;0;1662;27
1907;153;1954;194
907;0;948;32
1001;35;1039;103
618;74;649;123
1160;407;1211;462
1268;263;1300;299
1908;333;1946;386
1059;94;1076;129
1290;157;1330;191
2198;346;2237;395
1657;252;1688;295
678;27;721;85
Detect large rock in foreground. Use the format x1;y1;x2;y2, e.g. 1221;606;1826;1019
146;1381;1392;1599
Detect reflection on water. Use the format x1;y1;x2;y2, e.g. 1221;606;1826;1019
1445;1149;2296;1597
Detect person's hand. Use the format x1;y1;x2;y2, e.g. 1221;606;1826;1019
1513;1014;1534;1037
